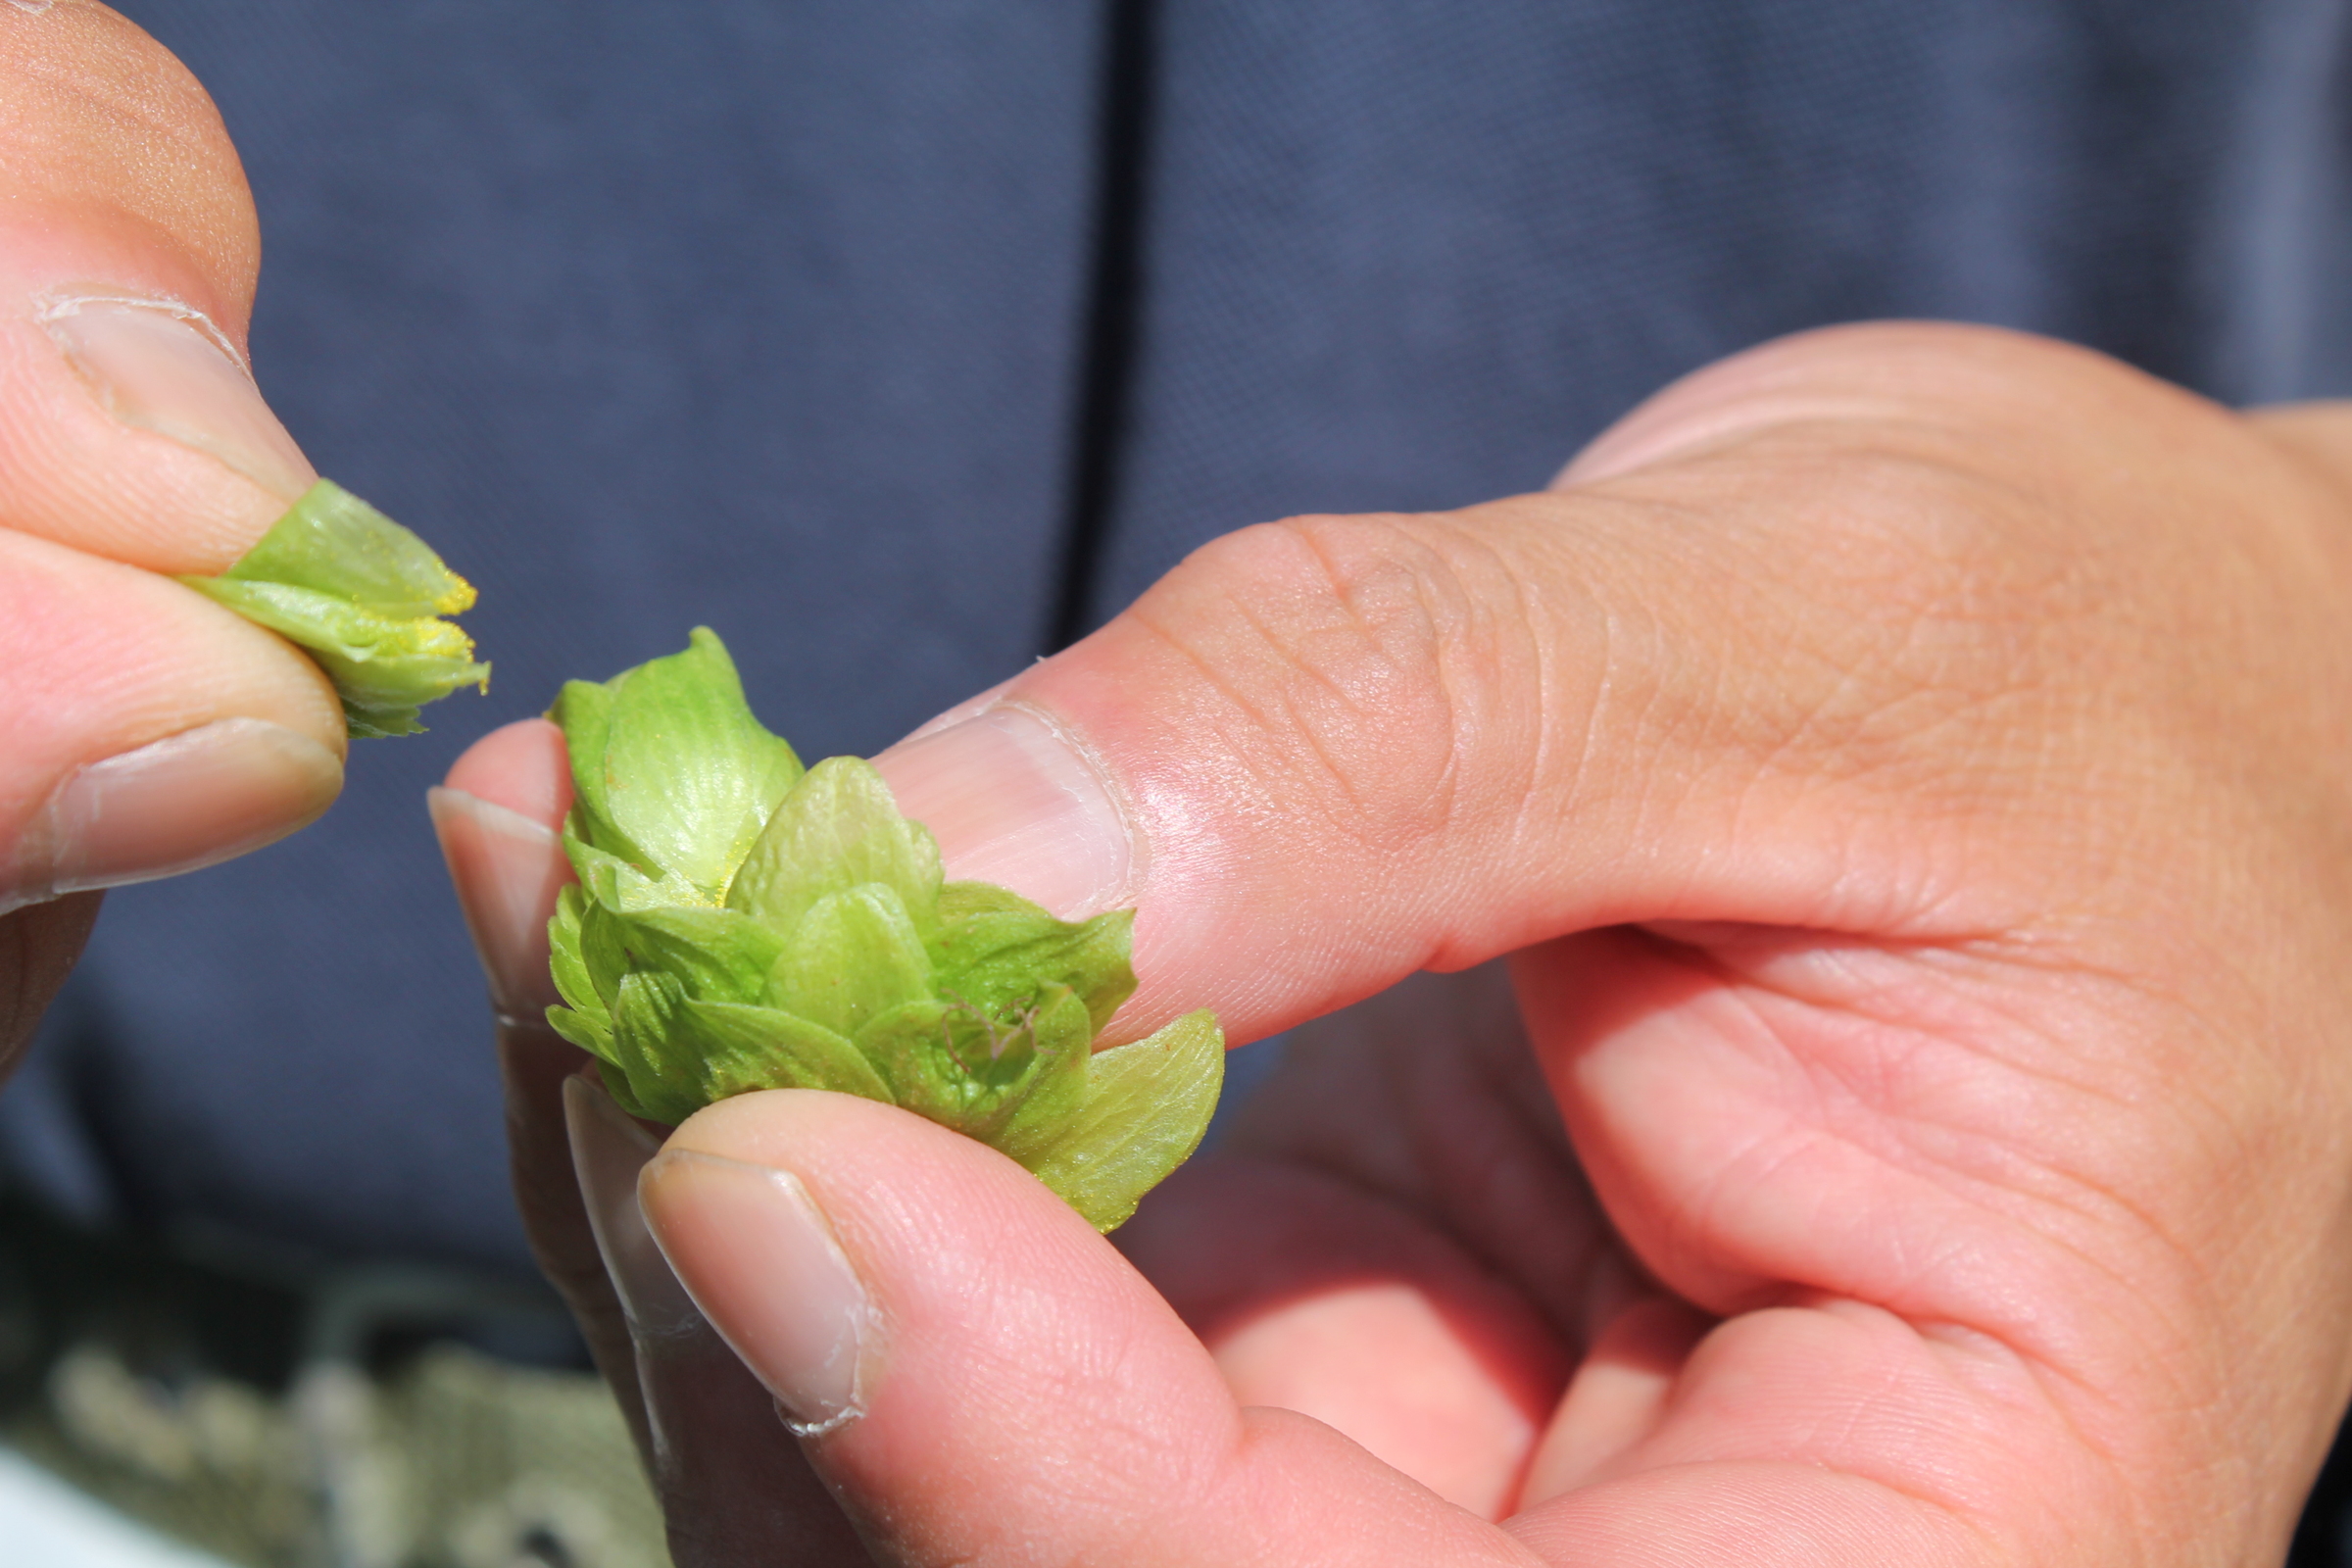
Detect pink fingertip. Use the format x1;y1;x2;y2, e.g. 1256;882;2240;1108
445;716;572;831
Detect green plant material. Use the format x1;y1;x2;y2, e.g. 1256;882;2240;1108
545;628;1224;1232
178;479;489;738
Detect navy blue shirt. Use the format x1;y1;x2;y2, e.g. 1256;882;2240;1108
10;1;2351;1286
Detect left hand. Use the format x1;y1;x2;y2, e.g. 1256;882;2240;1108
0;4;348;1079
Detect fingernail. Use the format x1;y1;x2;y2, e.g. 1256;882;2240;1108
37;292;316;503
639;1148;874;1437
873;706;1133;917
1;718;342;915
428;786;570;1016
564;1074;705;1342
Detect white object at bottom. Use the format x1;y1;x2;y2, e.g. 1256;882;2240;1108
0;1447;239;1568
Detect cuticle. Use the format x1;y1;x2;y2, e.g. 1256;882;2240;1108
32;287;253;374
779;1393;864;1440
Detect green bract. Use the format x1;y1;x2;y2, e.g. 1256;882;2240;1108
544;629;1224;1232
179;479;489;738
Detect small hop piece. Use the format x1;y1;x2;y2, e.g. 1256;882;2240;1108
178;480;489;738
544;629;1224;1231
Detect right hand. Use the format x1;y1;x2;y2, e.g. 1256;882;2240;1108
443;323;2352;1565
0;1;346;1075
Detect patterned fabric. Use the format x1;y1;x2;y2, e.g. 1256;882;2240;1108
0;1197;664;1568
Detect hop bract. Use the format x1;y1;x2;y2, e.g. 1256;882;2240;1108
179;480;488;738
544;629;1223;1231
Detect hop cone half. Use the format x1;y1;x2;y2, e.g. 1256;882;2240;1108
179;479;488;738
544;629;1224;1231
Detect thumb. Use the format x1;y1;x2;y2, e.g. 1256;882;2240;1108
872;322;2276;1043
0;5;345;915
640;1088;1535;1567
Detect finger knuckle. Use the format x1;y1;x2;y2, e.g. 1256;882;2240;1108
1138;513;1527;854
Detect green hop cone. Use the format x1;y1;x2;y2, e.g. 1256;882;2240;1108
544;628;1224;1232
178;479;490;738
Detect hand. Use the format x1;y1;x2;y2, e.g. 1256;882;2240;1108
0;3;344;1074
440;322;2352;1564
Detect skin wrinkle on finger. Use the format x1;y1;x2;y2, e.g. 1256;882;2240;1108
1581;939;2196;1339
1514;940;2267;1542
1238;513;1551;864
1548;1313;2083;1554
1259;516;1479;834
1365;518;1563;888
1491;521;1574;877
1093;508;1605;1026
1289;491;2041;950
1126;525;1457;858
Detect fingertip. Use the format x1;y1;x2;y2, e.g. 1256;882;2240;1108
430;717;573;1006
428;769;569;1013
655;1094;1230;1477
443;716;570;829
662;1089;1111;1267
640;1139;876;1437
0;531;351;911
650;1091;1529;1563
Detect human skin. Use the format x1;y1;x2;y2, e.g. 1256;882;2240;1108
0;1;347;1077
437;323;2352;1565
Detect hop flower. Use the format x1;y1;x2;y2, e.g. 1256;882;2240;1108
543;629;1223;1231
